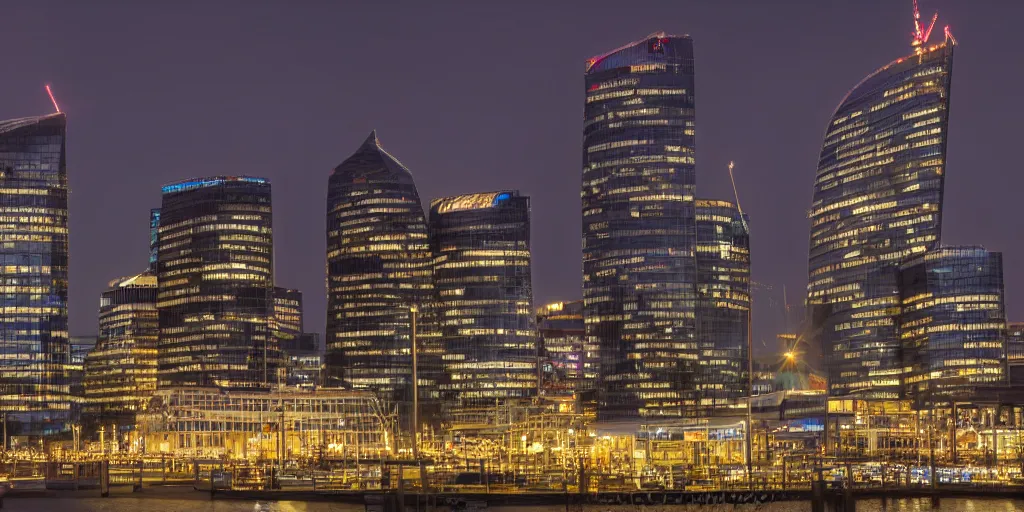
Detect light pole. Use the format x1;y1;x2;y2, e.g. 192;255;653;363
410;305;419;461
745;302;753;489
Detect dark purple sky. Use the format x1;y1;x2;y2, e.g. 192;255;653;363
3;1;1021;356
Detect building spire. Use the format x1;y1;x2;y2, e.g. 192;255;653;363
911;0;938;49
45;85;61;114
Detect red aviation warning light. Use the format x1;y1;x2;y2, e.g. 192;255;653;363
45;84;61;113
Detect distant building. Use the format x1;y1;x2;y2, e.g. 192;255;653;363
157;176;278;389
430;191;537;414
899;247;1007;406
149;209;160;271
69;335;97;412
538;301;595;395
272;287;303;343
83;272;158;429
0;113;72;437
807;30;956;399
325;132;437;420
695;199;750;416
582;33;698;420
284;333;322;389
1008;323;1024;385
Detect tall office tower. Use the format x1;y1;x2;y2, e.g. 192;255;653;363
156;177;277;389
272;287;303;342
1007;323;1024;385
430;191;537;412
695;199;750;416
83;271;158;428
149;209;160;271
538;300;595;395
806;22;955;398
582;33;698;419
899;247;1006;405
0;113;71;437
325;132;436;416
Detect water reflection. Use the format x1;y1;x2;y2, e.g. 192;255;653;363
6;497;1024;512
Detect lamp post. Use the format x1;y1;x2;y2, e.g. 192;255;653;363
410;305;419;461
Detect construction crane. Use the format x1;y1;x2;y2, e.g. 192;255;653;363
911;0;938;48
727;161;748;233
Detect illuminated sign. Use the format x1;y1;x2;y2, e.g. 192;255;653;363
432;191;513;214
161;176;268;195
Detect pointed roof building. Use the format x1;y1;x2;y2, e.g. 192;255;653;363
325;131;437;430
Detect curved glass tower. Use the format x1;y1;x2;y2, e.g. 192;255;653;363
84;271;158;427
157;176;277;389
0;113;71;437
582;33;698;419
899;247;1006;406
429;191;537;412
325;132;435;409
807;39;955;398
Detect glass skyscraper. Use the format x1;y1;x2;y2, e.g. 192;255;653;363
899;247;1006;405
0;113;71;437
582;33;698;419
83;271;158;427
807;38;955;399
429;191;537;411
325;131;435;413
156;176;277;389
695;199;750;416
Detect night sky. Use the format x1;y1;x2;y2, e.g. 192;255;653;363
2;1;1021;357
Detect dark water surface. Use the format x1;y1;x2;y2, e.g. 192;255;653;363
7;496;1024;512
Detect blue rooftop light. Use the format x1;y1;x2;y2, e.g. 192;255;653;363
161;176;268;195
492;192;511;206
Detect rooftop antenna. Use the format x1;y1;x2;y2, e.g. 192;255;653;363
783;284;791;332
727;161;749;233
44;85;61;114
911;0;938;49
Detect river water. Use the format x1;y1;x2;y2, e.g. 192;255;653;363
7;496;1024;512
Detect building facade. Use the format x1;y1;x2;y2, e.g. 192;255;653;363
0;113;72;437
283;335;322;390
156;176;277;389
68;335;96;413
695;199;750;416
899;247;1007;405
582;33;698;419
272;287;303;343
137;387;390;460
149;208;161;271
538;301;595;395
83;271;158;428
429;191;537;412
807;38;955;399
325;131;436;415
1008;323;1024;385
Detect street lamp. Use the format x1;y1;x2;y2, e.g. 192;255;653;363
410;305;420;461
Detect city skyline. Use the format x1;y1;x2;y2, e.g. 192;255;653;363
2;1;1022;359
